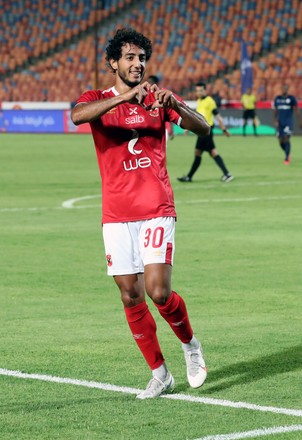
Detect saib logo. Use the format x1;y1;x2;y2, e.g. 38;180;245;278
125;107;145;124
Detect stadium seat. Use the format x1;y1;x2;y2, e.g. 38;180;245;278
1;0;302;102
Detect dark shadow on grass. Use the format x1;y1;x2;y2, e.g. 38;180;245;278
205;343;302;394
174;344;302;394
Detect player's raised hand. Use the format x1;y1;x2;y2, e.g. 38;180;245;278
121;82;150;105
133;81;162;108
151;89;175;109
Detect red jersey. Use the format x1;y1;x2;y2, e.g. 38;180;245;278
77;87;183;223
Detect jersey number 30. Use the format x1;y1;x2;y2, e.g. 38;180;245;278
144;227;164;248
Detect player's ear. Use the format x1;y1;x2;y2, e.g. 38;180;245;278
110;59;117;72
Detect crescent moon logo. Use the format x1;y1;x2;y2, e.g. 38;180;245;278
128;129;142;155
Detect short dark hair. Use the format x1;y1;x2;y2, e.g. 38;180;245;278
196;81;206;88
105;28;152;71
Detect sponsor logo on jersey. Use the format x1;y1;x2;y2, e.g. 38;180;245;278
125;114;145;124
124;127;152;172
149;108;159;117
277;105;291;110
123;157;151;171
128;129;142;155
129;107;138;115
125;106;146;124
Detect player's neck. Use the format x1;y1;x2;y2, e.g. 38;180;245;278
114;76;139;95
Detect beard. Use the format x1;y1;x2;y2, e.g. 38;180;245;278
117;70;144;87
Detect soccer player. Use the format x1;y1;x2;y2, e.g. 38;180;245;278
71;28;210;399
241;87;257;136
177;82;233;183
273;84;302;165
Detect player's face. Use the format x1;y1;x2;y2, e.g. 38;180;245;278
196;86;206;98
112;43;147;87
282;84;289;95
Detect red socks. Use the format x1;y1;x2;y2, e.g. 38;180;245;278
124;292;193;370
124;302;164;370
155;290;193;343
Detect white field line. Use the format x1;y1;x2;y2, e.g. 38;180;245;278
193;424;302;440
177;195;302;204
61;194;100;208
1;194;301;213
1;368;302;418
61;193;302;208
0;207;51;212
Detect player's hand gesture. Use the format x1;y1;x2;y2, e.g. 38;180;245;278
122;81;151;106
151;89;175;109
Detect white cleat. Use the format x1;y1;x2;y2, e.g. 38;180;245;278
136;372;175;399
183;344;207;388
221;174;234;183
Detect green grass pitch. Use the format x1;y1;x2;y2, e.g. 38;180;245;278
0;133;302;439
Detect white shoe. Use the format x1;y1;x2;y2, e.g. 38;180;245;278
136;372;175;399
183;344;207;388
221;174;234;182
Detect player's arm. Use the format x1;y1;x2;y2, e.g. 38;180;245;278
71;83;151;125
176;100;210;136
274;108;278;128
71;95;127;125
151;89;210;136
214;110;231;137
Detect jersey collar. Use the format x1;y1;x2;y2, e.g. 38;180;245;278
111;86;119;96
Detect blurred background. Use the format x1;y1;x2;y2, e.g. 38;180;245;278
0;0;301;103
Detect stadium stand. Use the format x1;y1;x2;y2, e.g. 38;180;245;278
0;0;134;75
0;0;301;102
215;37;302;101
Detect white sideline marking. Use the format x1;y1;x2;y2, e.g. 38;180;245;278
1;190;302;213
0;368;140;395
62;194;100;209
179;195;302;204
193;424;302;440
0;207;50;212
1;369;302;418
60;193;302;209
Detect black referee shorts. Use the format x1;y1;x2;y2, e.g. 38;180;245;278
195;126;215;152
243;109;256;120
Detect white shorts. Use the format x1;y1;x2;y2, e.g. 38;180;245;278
102;217;175;276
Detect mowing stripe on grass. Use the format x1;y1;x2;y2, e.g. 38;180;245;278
1;368;302;418
193;424;302;440
174;179;301;191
